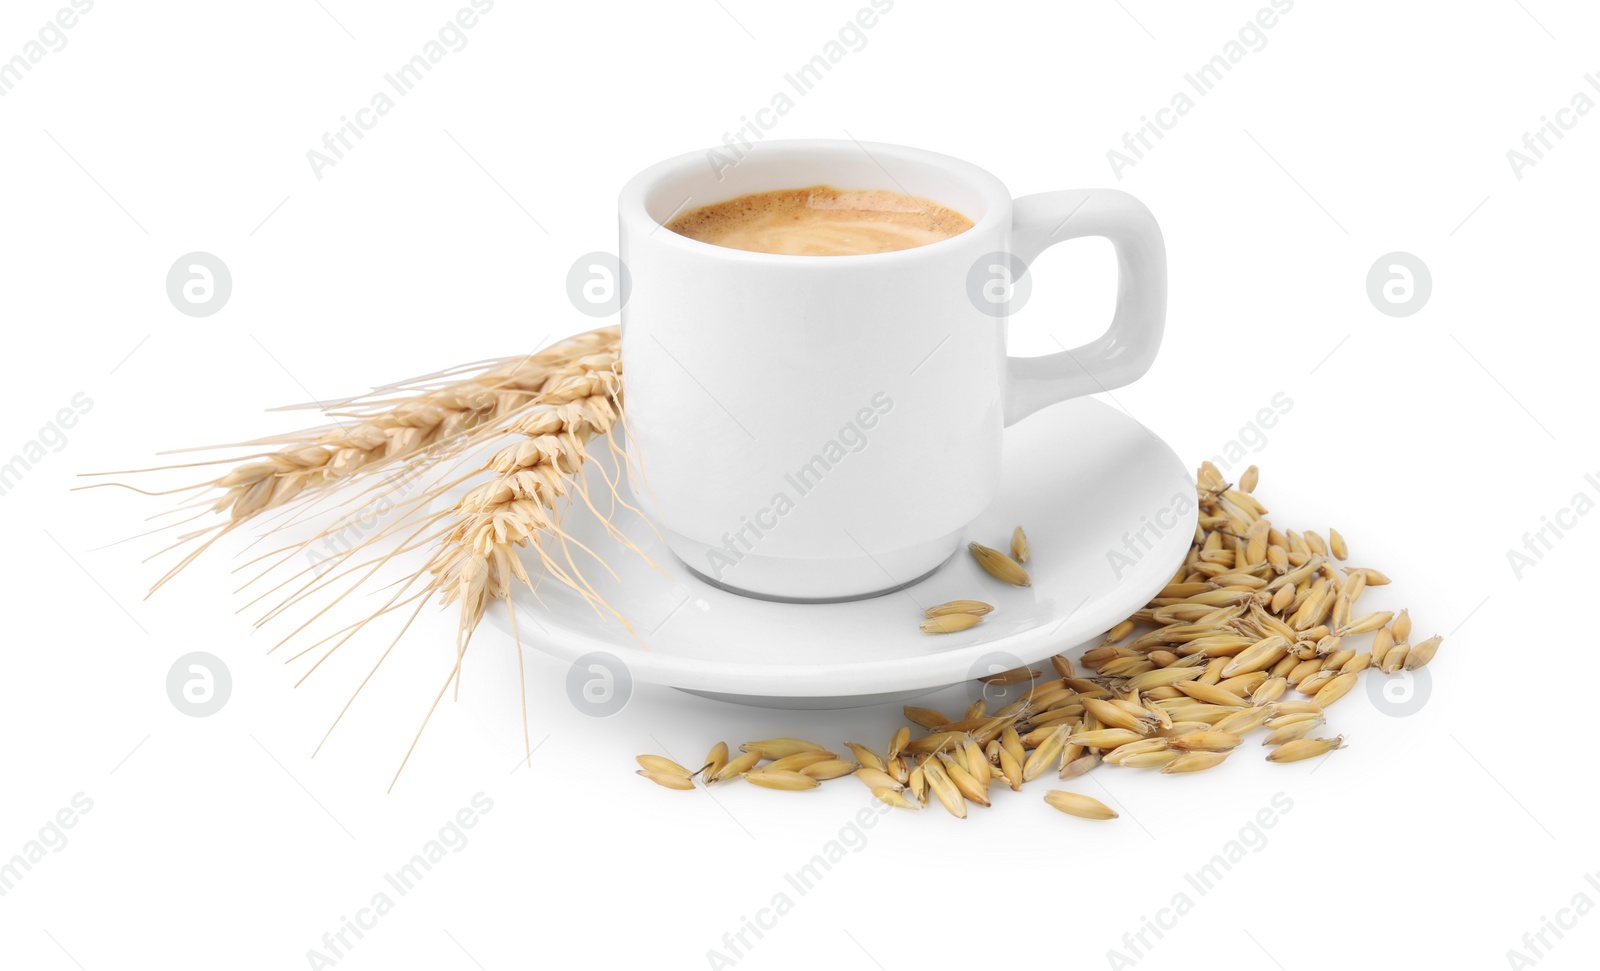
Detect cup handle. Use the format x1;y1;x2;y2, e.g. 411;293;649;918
1001;189;1167;426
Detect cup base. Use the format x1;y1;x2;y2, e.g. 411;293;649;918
678;557;951;605
663;529;960;603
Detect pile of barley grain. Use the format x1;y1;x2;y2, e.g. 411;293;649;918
637;462;1441;820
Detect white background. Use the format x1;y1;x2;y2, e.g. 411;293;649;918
2;1;1596;969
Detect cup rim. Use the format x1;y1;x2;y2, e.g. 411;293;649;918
617;139;1011;264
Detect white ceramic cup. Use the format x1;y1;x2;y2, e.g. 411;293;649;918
618;140;1166;602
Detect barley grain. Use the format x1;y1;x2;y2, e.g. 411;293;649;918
887;755;909;785
963;738;992;790
1405;635;1442;670
873;787;919;810
1011;526;1031;564
1083;698;1158;734
1175;681;1251;707
922;759;967;819
925;600;995;618
908;762;929;803
921;613;984;634
711;751;762;783
801;760;859;781
763;751;835;774
998;748;1024;791
1212;706;1275;736
902;708;950;731
701;743;728;779
1043;790;1118;820
1167;731;1242;752
1392;608;1412;643
1059;752;1100;780
979;666;1043;686
1380;643;1411;674
1340;611;1394;636
1340;652;1372;675
907;732;967;756
740;738;825;759
1313;671;1359;707
637;769;696;790
1064;728;1145;750
1161;751;1230;774
1222;636;1290;678
1125;667;1207;692
1266;735;1346;763
939;753;991;807
1102;738;1171;763
969;542;1031;586
844;743;886;774
1023;726;1069;781
1251;678;1289;705
1328;528;1348;560
636;755;692;778
889;726;911;758
1262;719;1324;746
1120;750;1183;768
746;770;821;791
853;767;903;791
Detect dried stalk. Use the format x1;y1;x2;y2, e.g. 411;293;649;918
101;326;650;789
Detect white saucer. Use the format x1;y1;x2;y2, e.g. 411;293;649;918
483;397;1196;709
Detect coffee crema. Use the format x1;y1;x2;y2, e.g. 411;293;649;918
664;186;974;256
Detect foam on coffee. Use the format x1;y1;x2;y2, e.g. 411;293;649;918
664;186;974;256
